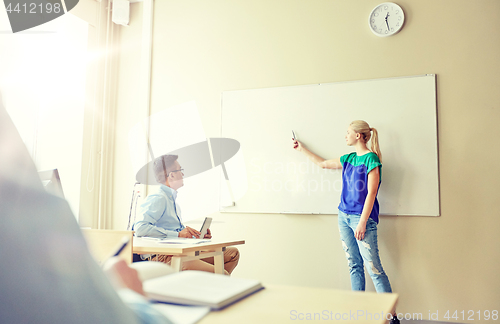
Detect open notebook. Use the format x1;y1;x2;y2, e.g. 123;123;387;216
130;262;264;310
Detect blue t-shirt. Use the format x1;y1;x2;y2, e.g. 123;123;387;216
338;152;382;223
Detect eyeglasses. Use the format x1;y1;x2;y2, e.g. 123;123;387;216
168;168;184;176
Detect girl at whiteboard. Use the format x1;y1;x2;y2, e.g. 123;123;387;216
293;120;399;323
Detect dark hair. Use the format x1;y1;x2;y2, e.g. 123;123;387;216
153;154;178;184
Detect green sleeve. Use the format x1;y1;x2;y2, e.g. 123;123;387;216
366;153;382;181
340;153;349;164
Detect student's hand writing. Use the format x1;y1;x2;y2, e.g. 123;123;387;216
178;226;201;238
103;257;144;296
204;228;212;239
355;222;367;241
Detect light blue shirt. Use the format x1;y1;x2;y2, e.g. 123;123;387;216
133;185;185;238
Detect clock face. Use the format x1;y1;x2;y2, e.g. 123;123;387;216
369;2;405;37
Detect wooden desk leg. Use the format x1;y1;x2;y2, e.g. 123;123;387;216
170;256;183;272
213;247;224;275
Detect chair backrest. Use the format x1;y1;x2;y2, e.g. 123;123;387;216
82;229;134;265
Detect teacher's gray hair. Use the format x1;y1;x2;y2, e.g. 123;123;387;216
153;154;178;184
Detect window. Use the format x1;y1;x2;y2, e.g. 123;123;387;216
0;12;89;219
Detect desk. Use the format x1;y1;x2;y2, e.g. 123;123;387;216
133;238;245;274
199;284;398;324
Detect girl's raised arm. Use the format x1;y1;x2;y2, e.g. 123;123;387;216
292;139;342;169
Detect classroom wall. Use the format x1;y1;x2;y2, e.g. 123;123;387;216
110;1;500;321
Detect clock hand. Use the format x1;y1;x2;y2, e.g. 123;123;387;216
385;13;390;30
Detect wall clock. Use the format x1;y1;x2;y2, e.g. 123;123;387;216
369;2;405;37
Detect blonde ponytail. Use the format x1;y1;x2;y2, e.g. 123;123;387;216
350;120;382;163
370;127;382;163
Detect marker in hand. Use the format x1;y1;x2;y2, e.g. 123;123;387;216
292;130;299;149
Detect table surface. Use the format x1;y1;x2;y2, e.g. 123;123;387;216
133;238;245;255
199;284;398;324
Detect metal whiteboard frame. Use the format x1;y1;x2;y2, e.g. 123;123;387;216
219;75;440;216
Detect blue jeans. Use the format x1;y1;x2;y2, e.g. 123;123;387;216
338;210;392;293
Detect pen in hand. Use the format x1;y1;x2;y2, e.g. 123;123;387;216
110;236;131;258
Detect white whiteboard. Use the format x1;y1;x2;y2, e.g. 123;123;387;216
220;75;439;216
